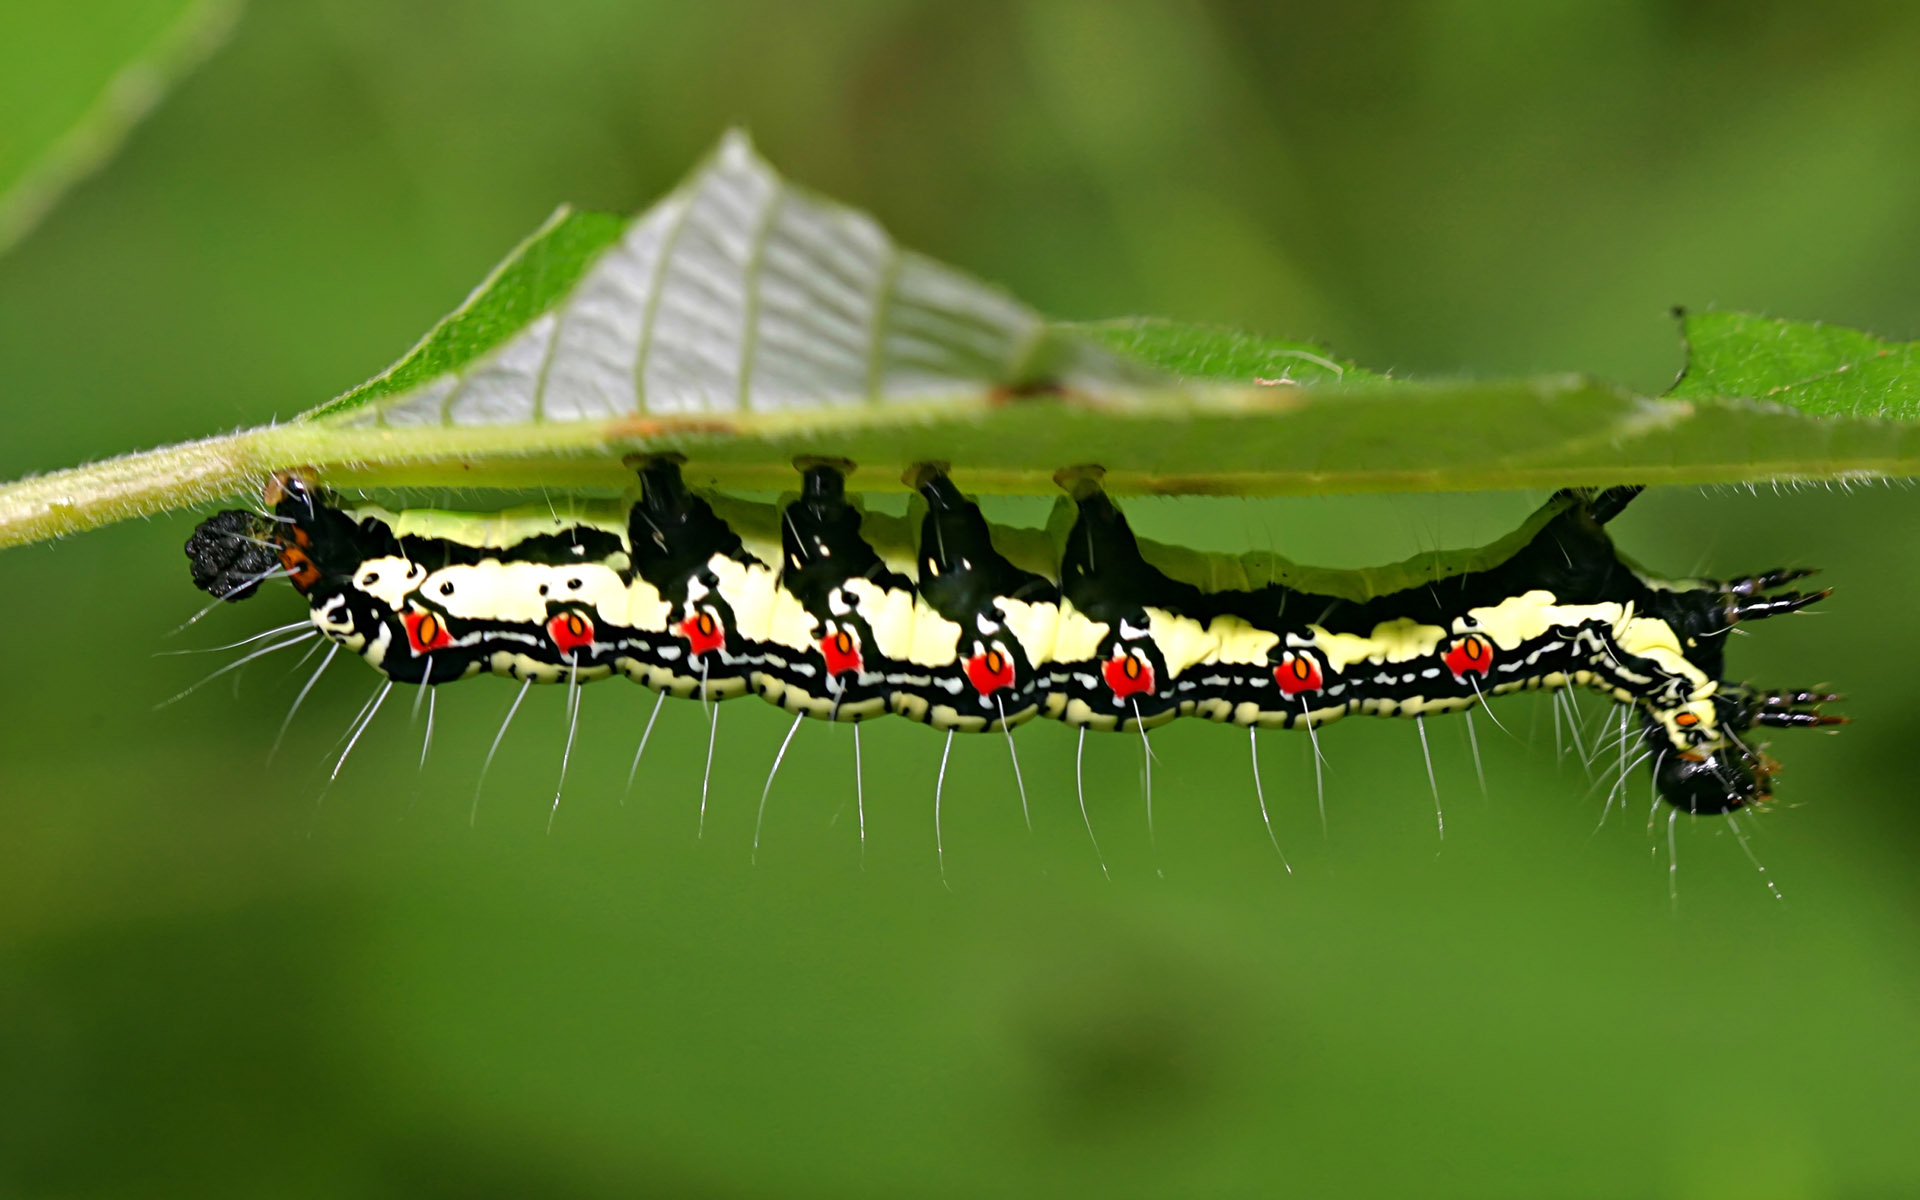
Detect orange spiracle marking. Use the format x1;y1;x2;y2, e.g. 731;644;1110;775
1273;650;1324;697
1443;633;1494;680
966;646;1016;696
677;610;725;656
1101;649;1156;701
279;548;320;591
276;527;320;591
819;628;862;677
404;608;453;654
547;610;596;656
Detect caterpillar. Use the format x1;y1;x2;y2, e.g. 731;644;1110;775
184;459;1837;840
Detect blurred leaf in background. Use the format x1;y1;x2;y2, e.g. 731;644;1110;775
0;0;240;256
4;3;1920;1197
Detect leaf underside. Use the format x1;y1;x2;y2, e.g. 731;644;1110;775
4;131;1920;551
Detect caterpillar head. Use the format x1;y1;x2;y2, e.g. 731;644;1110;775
1646;711;1769;815
1645;687;1841;813
185;475;406;654
183;474;364;603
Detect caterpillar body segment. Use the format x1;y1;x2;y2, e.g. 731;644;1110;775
184;465;1838;814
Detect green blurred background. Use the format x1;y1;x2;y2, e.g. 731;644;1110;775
5;3;1920;1196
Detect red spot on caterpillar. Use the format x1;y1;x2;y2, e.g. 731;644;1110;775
403;608;452;654
1102;650;1156;700
820;628;862;677
547;611;596;656
677;610;725;656
1444;634;1494;680
1274;651;1323;697
271;524;323;591
277;534;321;591
966;647;1016;696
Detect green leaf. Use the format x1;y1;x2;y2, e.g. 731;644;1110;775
1669;308;1920;418
1067;317;1387;386
301;206;629;421
5;130;1920;552
308;131;1150;432
0;0;241;256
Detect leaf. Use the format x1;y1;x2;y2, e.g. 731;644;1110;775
1067;317;1387;386
4;130;1920;553
1669;308;1920;418
0;0;242;256
312;131;1148;431
300;206;630;422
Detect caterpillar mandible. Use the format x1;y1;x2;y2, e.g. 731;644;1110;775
185;456;1838;842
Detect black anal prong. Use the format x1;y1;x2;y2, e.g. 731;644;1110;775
1722;567;1819;597
1755;688;1844;710
1753;711;1849;729
1733;681;1845;730
1727;588;1832;623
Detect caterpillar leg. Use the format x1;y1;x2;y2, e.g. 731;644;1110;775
761;459;905;723
1581;485;1644;525
1049;469;1200;732
627;455;766;703
905;463;1054;732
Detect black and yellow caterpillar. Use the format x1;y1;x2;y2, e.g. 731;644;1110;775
186;460;1837;815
